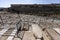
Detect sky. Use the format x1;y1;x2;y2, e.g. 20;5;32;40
0;0;60;8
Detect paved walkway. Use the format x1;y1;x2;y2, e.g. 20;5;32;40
22;31;36;40
31;24;42;39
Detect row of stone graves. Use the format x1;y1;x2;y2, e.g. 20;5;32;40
0;12;60;40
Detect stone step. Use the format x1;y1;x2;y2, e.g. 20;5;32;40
6;28;17;40
53;28;60;34
46;29;60;40
0;28;9;37
43;30;52;40
0;28;17;40
22;31;36;40
2;28;15;36
14;37;21;40
0;28;14;40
